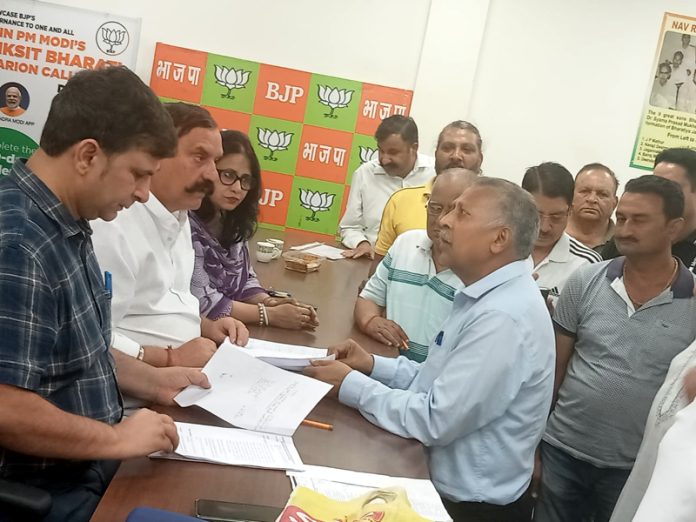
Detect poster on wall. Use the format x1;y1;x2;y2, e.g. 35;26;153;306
0;0;141;175
631;12;696;169
150;42;413;238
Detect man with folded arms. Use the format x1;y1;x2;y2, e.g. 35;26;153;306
92;103;248;370
308;178;554;521
0;67;208;522
339;115;434;259
535;176;696;522
354;168;476;360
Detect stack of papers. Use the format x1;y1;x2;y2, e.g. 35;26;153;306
174;344;332;436
287;465;452;522
152;422;304;471
290;242;347;260
229;338;334;370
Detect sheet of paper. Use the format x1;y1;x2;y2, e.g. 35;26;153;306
301;244;347;260
174;344;332;436
227;338;334;370
287;465;451;522
151;422;304;471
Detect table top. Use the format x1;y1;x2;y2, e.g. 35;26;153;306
91;228;428;521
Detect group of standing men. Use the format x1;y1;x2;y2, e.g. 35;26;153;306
1;65;696;522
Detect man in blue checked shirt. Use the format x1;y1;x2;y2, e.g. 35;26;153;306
306;177;555;522
0;67;209;522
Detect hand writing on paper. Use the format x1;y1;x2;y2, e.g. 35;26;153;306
364;316;409;349
202;317;249;346
304;360;352;398
110;409;179;458
341;241;374;260
327;339;375;375
150;367;211;406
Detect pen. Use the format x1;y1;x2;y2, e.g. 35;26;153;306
104;271;112;298
301;419;333;431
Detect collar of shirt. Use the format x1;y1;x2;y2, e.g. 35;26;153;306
606;256;695;299
373;153;433;179
142;193;189;248
458;259;531;301
11;159;90;239
534;233;573;270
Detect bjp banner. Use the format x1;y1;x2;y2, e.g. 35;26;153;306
0;0;140;175
149;42;413;237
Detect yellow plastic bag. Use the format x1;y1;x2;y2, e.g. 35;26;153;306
277;486;433;522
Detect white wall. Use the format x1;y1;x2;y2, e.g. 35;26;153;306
45;0;696;187
468;0;696;186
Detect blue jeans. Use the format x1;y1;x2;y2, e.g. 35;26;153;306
0;460;119;522
533;442;630;522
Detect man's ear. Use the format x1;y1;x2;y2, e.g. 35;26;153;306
410;141;419;155
72;139;101;177
667;216;686;242
490;225;512;255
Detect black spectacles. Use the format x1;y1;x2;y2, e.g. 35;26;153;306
217;169;254;190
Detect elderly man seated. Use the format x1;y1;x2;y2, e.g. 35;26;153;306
353;168;476;361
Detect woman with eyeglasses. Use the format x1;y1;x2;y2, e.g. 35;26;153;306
190;130;319;330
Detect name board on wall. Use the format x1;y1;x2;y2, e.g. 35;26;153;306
150;42;413;237
0;0;141;175
632;12;696;169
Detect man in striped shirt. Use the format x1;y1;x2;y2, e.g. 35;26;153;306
522;162;602;302
354;169;476;361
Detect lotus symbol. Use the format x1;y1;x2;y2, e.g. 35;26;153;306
100;27;126;54
299;189;335;222
317;85;354;118
359;146;378;164
214;65;251;99
257;128;293;161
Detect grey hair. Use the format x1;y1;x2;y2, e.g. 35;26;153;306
471;177;539;259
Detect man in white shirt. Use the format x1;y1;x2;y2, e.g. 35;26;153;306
92;103;248;369
339;115;434;259
521;162;602;302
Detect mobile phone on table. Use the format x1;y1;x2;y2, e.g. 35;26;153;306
194;499;283;522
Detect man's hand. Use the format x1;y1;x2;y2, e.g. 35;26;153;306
150;367;211;406
303;360;352;397
170;337;216;367
267;303;319;330
684;367;696;403
110;409;179;458
531;446;543;499
341;241;374;259
328;338;374;374
364;316;409;349
202;317;249;346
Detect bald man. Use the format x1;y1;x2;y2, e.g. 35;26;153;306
354;168;477;361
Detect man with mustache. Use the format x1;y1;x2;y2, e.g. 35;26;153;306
534;175;696;522
522;162;602;302
367;121;484;275
565;163;619;250
339;115;434;259
601;148;696;274
92;103;248;370
0;85;25;117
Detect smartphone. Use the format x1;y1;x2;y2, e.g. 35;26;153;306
195;499;283;522
539;287;551;300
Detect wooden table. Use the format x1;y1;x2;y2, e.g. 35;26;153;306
91;229;429;521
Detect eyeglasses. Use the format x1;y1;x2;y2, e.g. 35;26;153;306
425;200;445;217
217;169;254;190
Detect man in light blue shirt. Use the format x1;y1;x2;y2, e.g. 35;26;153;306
306;177;555;522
